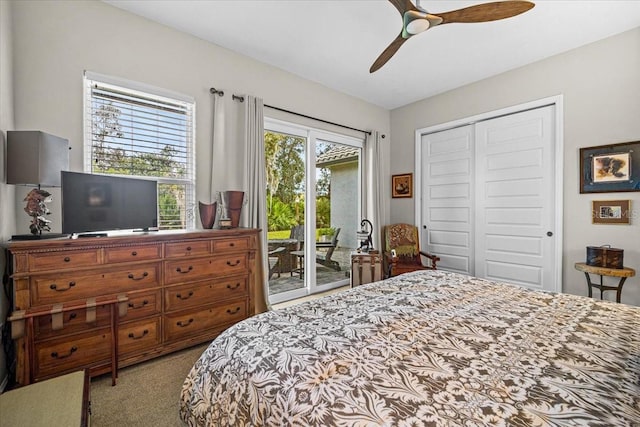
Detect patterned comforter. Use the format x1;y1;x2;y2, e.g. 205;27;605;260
180;270;640;426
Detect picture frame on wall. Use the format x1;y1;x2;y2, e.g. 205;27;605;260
592;199;631;224
580;141;640;193
392;173;413;198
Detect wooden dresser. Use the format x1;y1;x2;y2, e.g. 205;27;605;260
6;229;259;386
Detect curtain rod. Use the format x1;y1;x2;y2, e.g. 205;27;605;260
264;104;371;136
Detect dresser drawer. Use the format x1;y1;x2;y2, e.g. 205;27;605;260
120;289;161;322
29;250;100;272
119;317;161;356
31;263;160;305
164;300;247;342
104;244;161;264
34;304;112;340
164;277;248;312
35;328;112;380
212;237;250;252
165;240;210;258
164;255;247;284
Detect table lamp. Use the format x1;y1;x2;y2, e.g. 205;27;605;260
7;130;69;240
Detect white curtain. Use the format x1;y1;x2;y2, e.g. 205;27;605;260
364;131;385;252
243;95;270;313
209;92;226;203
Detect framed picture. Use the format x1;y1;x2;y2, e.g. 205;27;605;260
392;173;413;198
580;141;640;193
592;199;631;224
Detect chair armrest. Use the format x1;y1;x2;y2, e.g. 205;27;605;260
419;251;440;269
315;242;334;248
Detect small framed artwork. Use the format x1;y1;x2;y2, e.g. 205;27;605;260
592;199;631;224
392;173;413;198
580;141;639;193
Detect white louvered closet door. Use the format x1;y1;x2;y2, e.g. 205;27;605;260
421;125;475;275
421;105;558;292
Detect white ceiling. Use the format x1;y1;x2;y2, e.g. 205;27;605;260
104;0;640;110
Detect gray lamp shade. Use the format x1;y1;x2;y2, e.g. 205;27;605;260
7;131;69;187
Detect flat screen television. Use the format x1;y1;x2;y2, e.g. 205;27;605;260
62;171;158;235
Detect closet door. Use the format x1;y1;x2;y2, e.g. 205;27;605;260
474;106;556;291
420;104;558;292
421;125;474;275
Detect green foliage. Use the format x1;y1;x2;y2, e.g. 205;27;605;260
266;195;296;232
267;230;290;240
316;196;330;229
265;132;304;204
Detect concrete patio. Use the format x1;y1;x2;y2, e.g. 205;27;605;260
268;246;353;295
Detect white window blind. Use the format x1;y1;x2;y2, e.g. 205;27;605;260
83;72;195;229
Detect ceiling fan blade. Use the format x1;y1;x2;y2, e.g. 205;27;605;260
370;32;408;73
436;1;534;24
388;0;419;16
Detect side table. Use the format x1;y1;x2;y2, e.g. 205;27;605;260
351;251;383;287
574;262;636;303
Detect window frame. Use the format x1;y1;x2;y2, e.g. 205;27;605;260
83;71;196;230
264;117;364;304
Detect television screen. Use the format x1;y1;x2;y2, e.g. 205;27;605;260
62;171;158;235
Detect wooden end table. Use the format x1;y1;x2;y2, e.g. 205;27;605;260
574;262;636;303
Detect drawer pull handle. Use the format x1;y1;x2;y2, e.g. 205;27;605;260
128;329;149;340
128;300;149;309
131;251;138;256
229;242;235;247
50;281;76;291
176;291;194;300
226;260;241;267
176;318;194;327
127;272;149;281
226;283;240;290
63;257;71;262
176;266;193;274
69;313;77;320
51;346;77;359
186;246;192;251
226;307;241;315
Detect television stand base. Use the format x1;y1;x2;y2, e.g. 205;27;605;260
11;233;69;241
76;233;109;238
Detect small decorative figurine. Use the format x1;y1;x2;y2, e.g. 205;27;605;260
24;188;53;235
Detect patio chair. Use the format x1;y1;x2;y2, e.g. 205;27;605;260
268;246;286;279
384;223;439;277
288;225;342;273
316;227;341;271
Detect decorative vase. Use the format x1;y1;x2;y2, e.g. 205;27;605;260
198;201;217;229
222;191;245;228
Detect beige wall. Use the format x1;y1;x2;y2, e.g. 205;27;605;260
0;0;16;390
390;27;640;305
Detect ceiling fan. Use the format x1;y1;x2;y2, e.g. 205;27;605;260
370;0;535;73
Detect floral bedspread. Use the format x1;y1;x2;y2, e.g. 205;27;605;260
180;270;640;426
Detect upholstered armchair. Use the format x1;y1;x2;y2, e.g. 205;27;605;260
384;223;439;277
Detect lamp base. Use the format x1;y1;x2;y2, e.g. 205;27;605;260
11;233;69;241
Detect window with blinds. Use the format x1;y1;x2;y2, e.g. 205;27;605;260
83;72;195;230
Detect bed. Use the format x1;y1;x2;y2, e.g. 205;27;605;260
180;270;640;426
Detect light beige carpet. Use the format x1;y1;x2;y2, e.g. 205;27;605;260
90;289;345;426
90;344;208;427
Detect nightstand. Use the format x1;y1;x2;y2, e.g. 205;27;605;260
351;251;383;287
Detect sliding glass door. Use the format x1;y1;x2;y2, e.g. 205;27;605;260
265;119;363;304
